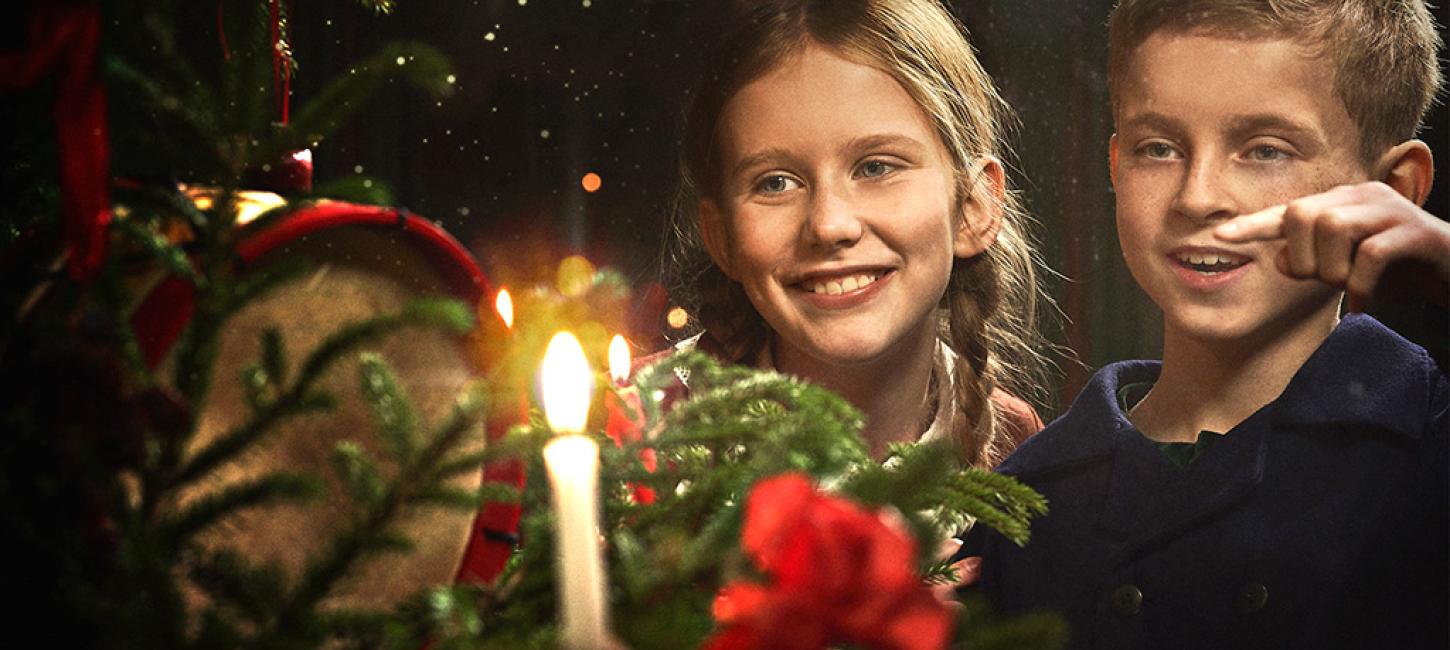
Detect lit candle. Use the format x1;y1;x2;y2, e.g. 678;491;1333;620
607;334;630;386
540;332;610;649
495;288;515;331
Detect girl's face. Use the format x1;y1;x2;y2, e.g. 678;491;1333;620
700;42;1000;369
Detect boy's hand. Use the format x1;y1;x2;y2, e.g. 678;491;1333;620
931;538;981;609
1214;182;1450;311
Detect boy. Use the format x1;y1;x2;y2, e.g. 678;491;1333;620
959;1;1448;647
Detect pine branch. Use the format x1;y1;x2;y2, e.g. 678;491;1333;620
168;298;473;493
157;471;321;547
255;42;454;169
102;57;222;172
920;557;961;586
333;441;387;506
112;184;211;233
270;379;487;639
188;547;289;624
112;216;204;287
358;352;418;463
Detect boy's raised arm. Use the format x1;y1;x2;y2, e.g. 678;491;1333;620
1215;180;1450;311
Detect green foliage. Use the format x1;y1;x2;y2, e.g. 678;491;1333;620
1;1;1066;647
416;350;1056;650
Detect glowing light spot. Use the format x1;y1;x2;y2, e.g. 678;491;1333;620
608;335;631;384
540;333;592;434
556;255;596;297
494;288;514;329
353;164;364;174
581;172;602;193
484;32;496;41
666;307;689;330
540;129;551;139
446;74;457;84
396;56;406;66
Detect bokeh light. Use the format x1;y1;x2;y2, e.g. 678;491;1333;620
666;307;689;330
581;172;602;193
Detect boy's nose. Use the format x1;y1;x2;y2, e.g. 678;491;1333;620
1172;159;1237;222
803;185;864;250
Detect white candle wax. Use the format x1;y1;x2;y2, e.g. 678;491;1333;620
543;433;609;649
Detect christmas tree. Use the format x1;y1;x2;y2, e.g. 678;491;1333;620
1;2;1062;648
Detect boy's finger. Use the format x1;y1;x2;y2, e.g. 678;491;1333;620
1281;204;1319;279
1215;205;1286;242
956;555;983;587
1314;204;1396;286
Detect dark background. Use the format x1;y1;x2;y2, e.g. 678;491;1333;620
254;1;1442;412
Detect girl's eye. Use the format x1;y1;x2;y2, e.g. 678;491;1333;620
858;159;895;178
755;174;800;194
1139;141;1178;159
1247;144;1290;162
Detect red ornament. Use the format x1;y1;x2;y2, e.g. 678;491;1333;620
605;386;656;504
0;3;110;283
245;148;314;195
704;473;952;650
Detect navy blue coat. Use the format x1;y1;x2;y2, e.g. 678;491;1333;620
961;314;1448;649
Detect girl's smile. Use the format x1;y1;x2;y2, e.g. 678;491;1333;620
698;41;990;369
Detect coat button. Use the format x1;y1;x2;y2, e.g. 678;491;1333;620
1236;581;1269;614
1111;584;1143;616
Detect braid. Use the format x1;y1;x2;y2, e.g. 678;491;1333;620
945;254;1002;469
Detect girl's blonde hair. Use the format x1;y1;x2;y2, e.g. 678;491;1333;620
663;0;1057;468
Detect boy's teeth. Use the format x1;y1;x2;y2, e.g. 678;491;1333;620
1176;251;1247;273
807;273;879;295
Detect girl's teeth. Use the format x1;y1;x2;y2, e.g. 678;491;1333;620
807;273;879;295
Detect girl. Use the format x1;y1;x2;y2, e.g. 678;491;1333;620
661;0;1056;467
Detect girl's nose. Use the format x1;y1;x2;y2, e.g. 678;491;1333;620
803;185;864;250
1171;158;1237;223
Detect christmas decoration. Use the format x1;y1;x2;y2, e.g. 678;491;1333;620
2;1;1067;648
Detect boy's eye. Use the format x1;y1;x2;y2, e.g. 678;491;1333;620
1139;142;1178;159
857;159;896;178
1247;144;1290;162
755;174;801;194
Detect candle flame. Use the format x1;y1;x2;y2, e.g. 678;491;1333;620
495;288;514;329
608;335;631;384
541;332;593;434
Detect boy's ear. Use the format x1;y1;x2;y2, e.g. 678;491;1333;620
954;156;1006;259
697;199;736;279
1108;134;1120;188
1375;139;1434;206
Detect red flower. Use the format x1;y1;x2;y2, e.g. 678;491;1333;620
605;386;656;504
703;473;952;650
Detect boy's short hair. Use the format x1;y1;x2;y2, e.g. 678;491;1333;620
1107;0;1444;162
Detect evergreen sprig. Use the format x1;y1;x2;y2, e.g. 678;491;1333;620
438;349;1056;650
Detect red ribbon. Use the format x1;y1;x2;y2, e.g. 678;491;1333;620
0;2;110;283
269;0;291;124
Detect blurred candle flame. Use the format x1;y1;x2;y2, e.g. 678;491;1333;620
495;288;514;329
541;332;593;434
608;335;630;384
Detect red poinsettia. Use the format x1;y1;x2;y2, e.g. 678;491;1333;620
604;385;656;504
703;473;952;650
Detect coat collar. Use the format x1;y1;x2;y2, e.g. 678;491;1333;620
1002;313;1438;477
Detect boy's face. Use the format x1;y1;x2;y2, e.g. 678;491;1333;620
1110;32;1374;346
